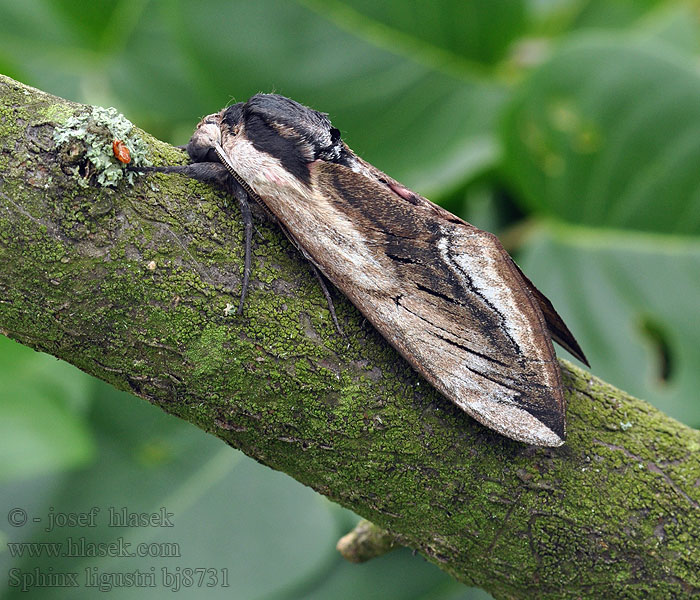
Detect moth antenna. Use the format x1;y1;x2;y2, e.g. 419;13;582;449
213;143;260;202
230;185;253;314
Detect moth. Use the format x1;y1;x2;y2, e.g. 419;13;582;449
136;94;588;447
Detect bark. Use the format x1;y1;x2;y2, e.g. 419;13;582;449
336;519;399;563
0;74;698;599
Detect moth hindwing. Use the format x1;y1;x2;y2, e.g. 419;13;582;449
142;93;588;447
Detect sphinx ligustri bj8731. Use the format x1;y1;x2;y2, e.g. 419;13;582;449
136;94;588;447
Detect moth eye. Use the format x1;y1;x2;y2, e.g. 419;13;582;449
330;127;341;143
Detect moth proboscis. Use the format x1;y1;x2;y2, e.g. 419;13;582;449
134;94;589;447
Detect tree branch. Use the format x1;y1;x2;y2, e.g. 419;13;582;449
1;74;698;599
336;519;399;563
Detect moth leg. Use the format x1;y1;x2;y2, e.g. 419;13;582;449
227;190;336;324
230;183;253;314
312;264;343;335
132;162;253;313
272;224;343;335
130;163;232;187
300;254;343;335
133;163;340;330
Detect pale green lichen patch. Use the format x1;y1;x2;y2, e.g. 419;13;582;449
53;106;150;187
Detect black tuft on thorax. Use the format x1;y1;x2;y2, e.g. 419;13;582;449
240;94;346;184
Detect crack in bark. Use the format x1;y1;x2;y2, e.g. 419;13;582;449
593;438;699;509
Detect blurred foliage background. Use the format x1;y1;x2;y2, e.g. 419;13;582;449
1;0;699;598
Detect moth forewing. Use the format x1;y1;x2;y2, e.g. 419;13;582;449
307;163;567;446
147;93;585;447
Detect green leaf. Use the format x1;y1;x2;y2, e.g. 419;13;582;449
519;226;700;428
502;35;700;426
1;383;340;599
0;336;95;481
166;0;506;194
528;0;664;36
322;0;528;65
296;547;491;600
632;3;700;55
0;0;507;196
562;0;662;31
503;35;700;235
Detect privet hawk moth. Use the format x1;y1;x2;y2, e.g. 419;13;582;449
135;94;588;447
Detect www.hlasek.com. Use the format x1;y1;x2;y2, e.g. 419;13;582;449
7;537;180;559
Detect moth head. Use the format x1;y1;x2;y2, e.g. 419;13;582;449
215;94;348;183
187;113;222;163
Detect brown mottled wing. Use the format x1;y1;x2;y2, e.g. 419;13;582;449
509;264;589;366
308;161;567;446
349;150;589;367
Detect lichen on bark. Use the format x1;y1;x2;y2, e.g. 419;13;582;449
0;74;699;599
